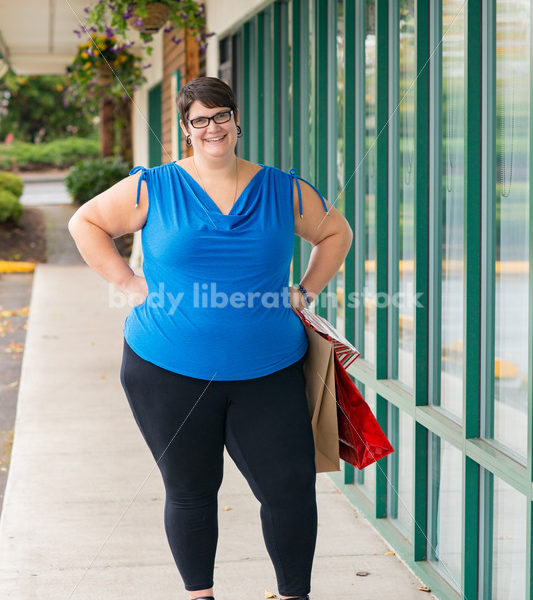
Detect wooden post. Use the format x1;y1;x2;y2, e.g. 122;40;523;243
99;96;115;157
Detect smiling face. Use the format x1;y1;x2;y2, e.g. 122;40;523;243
180;101;239;158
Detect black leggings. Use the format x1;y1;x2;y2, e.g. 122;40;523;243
119;338;317;596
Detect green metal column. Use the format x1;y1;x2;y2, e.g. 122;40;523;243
342;0;356;486
291;0;303;283
248;17;258;163
463;0;483;597
314;0;328;319
263;7;274;165
374;0;389;519
278;0;290;171
413;0;430;561
148;82;162;167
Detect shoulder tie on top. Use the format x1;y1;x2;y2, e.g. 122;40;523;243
288;168;329;218
129;165;148;209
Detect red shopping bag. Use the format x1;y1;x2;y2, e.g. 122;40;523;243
293;307;394;470
334;352;394;469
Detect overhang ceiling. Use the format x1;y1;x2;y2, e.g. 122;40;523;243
0;0;96;75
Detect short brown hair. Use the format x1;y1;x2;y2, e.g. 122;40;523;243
177;77;238;130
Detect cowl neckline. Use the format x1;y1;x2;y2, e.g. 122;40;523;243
172;161;267;217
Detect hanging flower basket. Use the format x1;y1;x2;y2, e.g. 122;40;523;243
95;63;114;86
66;36;147;104
128;2;171;34
79;1;215;56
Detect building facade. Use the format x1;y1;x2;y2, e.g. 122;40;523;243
135;1;532;598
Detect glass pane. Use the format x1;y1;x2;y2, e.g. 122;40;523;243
387;406;413;542
356;386;376;499
492;0;530;459
436;0;466;421
428;433;463;592
363;0;377;364
493;476;526;599
397;0;415;388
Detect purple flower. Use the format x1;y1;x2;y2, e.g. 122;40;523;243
134;19;144;27
108;2;117;13
163;25;173;33
171;36;182;45
199;44;207;54
89;26;97;32
83;6;90;14
142;63;152;69
73;29;81;37
105;26;115;38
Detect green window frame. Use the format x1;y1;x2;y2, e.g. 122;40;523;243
148;82;162;168
224;0;533;597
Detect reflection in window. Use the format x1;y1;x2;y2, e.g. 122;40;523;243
428;433;462;592
492;476;526;599
391;0;415;388
492;0;530;459
356;387;376;498
363;0;377;364
434;0;466;421
387;406;413;541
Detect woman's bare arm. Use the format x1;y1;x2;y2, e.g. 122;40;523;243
68;170;149;299
293;179;353;303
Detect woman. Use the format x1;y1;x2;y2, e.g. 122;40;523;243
68;76;353;600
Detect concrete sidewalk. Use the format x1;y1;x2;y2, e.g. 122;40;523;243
0;264;434;600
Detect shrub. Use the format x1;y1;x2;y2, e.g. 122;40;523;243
0;136;100;171
65;156;131;204
0;189;23;224
0;171;23;197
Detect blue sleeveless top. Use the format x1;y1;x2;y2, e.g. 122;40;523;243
122;161;328;381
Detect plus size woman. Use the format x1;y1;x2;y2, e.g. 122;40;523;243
68;77;353;600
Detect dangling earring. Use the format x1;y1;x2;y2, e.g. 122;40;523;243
186;134;192;146
236;125;242;138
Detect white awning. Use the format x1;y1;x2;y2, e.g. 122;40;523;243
0;0;96;75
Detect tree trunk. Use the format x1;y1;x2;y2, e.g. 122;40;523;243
118;99;133;164
99;97;115;157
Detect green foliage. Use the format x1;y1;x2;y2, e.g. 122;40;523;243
0;136;100;171
0;71;96;143
0;171;23;198
65;156;131;204
82;0;213;56
0;189;23;224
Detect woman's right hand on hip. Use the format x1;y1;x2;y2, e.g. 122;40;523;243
120;274;149;307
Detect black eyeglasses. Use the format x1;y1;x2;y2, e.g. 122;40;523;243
188;110;234;129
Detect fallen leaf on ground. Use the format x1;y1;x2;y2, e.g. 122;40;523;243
356;571;370;576
418;586;431;592
384;550;395;556
265;591;277;599
5;342;24;353
223;505;232;511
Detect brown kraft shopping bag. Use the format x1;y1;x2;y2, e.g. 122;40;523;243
301;323;341;473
